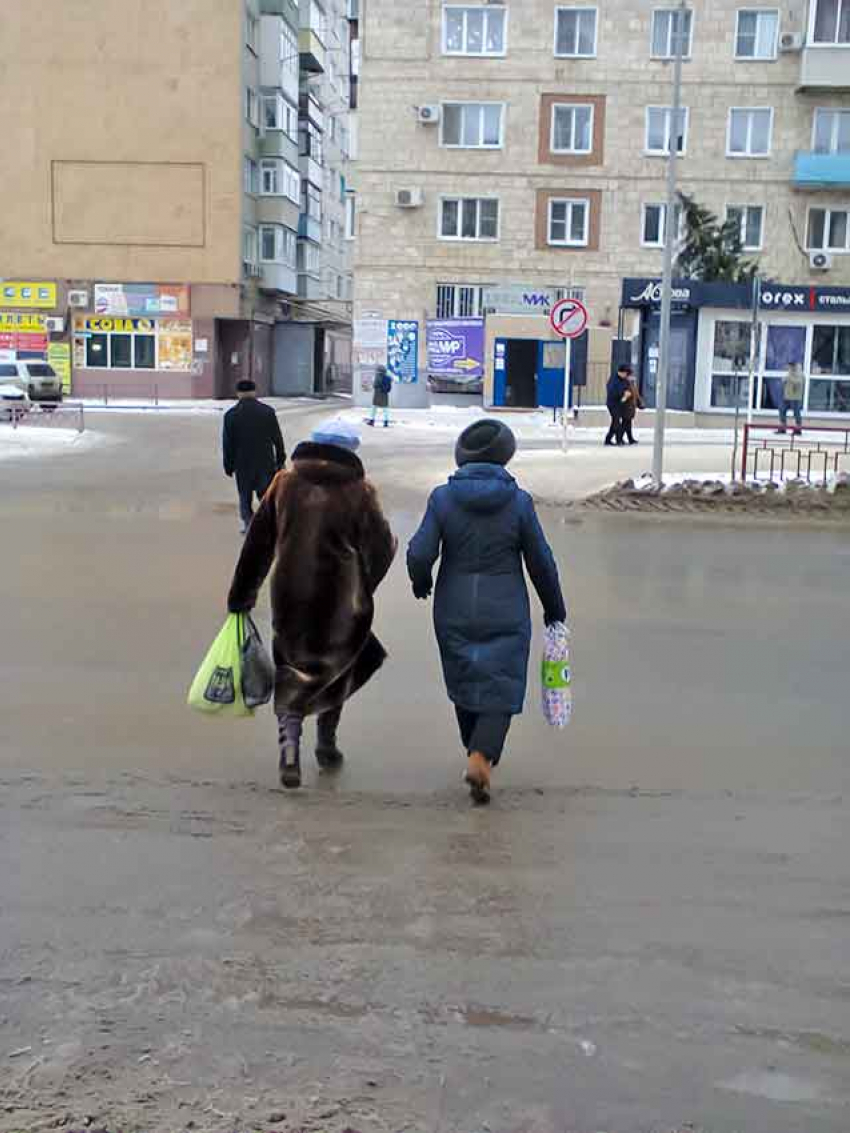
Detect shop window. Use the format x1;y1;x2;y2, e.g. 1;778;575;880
727;107;773;156
812;0;850;44
650;8;693;58
811;325;850;408
135;336;156;369
551;104;594;154
726;204;764;250
443;5;507;56
709;320;753;408
735;9;779;58
645;106;688;155
813;109;850;155
555;7;597;57
86;334;108;368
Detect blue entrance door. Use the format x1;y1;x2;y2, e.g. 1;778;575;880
537;340;567;407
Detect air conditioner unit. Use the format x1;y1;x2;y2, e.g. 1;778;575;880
67;289;89;308
249;263;263;278
44;317;65;333
779;31;804;52
395;187;424;208
417;104;440;125
810;250;833;272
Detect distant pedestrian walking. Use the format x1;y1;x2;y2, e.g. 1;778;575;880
605;365;633;446
621;366;644;445
223;380;286;533
777;363;804;436
227;420;396;789
407;420;566;805
368;365;392;428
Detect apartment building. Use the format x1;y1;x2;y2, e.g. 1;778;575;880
0;0;354;400
352;0;850;420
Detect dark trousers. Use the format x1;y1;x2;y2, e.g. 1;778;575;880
623;414;636;443
779;400;802;430
278;705;343;746
455;707;512;766
236;471;273;526
605;408;626;445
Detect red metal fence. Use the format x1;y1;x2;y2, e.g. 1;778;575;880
741;424;850;485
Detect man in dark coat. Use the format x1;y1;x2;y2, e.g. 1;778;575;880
407;420;566;804
605;365;633;447
227;419;396;789
223;379;286;533
367;365;392;428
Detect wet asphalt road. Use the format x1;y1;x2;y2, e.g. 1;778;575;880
1;407;849;1133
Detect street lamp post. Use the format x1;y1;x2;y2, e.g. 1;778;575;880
652;0;688;488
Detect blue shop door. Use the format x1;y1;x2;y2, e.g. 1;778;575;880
642;314;696;411
537;332;588;407
493;338;508;406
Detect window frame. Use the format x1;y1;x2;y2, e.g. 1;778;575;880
641;201;684;248
807;207;850;252
726;106;774;157
734;8;780;60
81;327;159;371
440;101;505;149
553;6;599;58
344;194;356;240
438;196;501;242
547;196;590;247
812;107;850;154
645;105;690;156
650;7;694;59
441;4;509;57
808;0;850;46
550;102;595;155
243;225;258;267
243;155;259;196
725;203;765;251
246;9;260;54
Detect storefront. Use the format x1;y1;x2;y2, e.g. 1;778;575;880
621;278;850;419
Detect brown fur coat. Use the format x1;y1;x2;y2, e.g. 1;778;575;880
227;442;397;716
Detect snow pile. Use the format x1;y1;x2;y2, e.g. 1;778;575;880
0;424;105;462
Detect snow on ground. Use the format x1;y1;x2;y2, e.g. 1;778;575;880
0;423;107;462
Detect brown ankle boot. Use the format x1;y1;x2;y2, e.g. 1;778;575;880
464;751;491;805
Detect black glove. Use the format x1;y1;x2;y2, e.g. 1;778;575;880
412;581;432;601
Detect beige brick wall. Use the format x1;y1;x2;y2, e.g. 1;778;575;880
0;0;242;283
353;0;850;367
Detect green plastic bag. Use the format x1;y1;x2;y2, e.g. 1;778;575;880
188;613;253;717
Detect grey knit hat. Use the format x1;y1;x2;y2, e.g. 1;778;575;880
455;419;517;467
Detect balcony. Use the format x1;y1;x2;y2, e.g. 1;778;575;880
799;45;850;91
298;214;322;242
793;151;850;189
299;27;325;73
261;0;299;20
260;129;299;167
257;194;301;230
260;262;298;295
297;272;325;300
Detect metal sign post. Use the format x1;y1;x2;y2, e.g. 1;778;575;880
549;297;589;454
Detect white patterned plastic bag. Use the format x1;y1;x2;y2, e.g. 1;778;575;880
541;621;572;729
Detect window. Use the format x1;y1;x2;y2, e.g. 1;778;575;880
135;336;156;369
245;86;259;127
259;224;297;265
443;5;507;56
813;109;850;154
812;0;850;44
281;22;299;80
810;325;850;412
645;106;689;154
302;182;322;222
441;103;504;147
110;335;132;369
243;156;259;195
726;204;764;250
243;226;258;266
710;320;754;407
283;163;299;204
345;193;356;239
727;107;773;156
300;120;324;167
439;197;499;240
82;329;157;370
298;240;321;274
641;202;683;246
547;198;589;246
436;284;485;318
246;10;259;52
554;7;597;56
550;103;594;153
808;207;850;251
735;9;779;57
651;8;693;57
261;159;281;195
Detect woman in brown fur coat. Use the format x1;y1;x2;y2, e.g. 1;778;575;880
227;420;396;788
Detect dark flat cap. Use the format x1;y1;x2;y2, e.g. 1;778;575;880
455;419;517;467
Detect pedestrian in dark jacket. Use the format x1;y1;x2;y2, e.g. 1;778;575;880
223;380;286;533
227;419;396;789
605;366;632;447
620;366;644;445
368;365;392;428
407;420;566;805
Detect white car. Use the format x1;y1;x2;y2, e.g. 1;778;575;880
0;360;63;403
0;381;30;421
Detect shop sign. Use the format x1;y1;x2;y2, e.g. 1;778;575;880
158;320;193;371
353;317;388;348
482;284;562;316
77;316;156;333
760;284;850;312
426;319;485;379
48;342;72;394
387;319;418;384
94;283;190;317
0;311;48;353
1;281;56;309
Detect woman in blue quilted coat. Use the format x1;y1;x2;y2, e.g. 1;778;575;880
407;420;565;804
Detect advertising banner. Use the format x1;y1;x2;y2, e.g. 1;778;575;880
426;318;485;380
48;342;72;394
387;319;418;384
158;320;193;371
1;282;56;309
0;312;48;354
94;283;190;317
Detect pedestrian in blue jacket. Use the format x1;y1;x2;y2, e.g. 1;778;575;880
407;420;566;804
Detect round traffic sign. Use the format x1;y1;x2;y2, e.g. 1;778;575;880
550;298;589;339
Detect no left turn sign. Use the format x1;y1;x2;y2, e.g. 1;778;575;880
550;298;589;339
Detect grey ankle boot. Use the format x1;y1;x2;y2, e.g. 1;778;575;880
278;713;303;788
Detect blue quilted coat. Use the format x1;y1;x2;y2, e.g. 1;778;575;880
407;464;566;715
